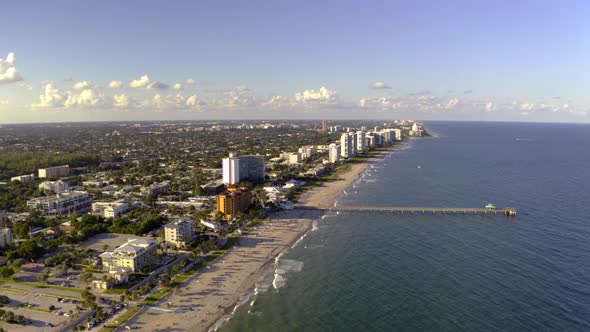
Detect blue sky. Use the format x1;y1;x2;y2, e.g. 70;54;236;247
0;0;588;123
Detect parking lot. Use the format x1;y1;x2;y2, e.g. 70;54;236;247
0;282;84;331
84;233;148;252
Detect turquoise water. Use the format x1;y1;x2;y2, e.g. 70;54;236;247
220;122;590;332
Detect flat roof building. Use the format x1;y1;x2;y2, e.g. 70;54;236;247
99;238;157;273
27;191;92;215
164;218;195;248
38;165;70;179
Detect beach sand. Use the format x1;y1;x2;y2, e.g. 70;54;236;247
122;150;389;332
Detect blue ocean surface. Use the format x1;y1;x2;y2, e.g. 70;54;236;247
220;122;590;332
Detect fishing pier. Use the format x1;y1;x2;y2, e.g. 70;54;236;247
299;205;517;216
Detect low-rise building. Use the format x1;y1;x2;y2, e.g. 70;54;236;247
27;191;92;215
92;201;129;218
38;165;70;178
39;180;69;193
217;186;252;219
10;174;35;183
143;181;170;198
164;218;195;248
99;238;157;273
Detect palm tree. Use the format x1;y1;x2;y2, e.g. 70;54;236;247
251;187;267;208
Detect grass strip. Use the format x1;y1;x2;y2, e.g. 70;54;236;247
39;293;81;300
1;279;85;294
0;286;28;294
98;306;142;332
16;305;52;313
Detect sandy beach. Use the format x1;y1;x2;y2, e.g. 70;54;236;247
122;150;390;332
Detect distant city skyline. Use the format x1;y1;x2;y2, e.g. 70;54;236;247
1;0;589;124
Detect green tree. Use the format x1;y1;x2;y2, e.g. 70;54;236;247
37;268;50;283
0;267;15;279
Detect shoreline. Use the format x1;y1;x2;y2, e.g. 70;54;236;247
122;145;398;332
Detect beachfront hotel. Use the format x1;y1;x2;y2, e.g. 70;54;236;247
99;238;157;273
217;185;252;219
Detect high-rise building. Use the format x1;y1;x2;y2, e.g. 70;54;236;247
393;129;402;141
356;131;366;153
321;120;328;132
222;153;265;184
340;133;354;159
328;144;340;163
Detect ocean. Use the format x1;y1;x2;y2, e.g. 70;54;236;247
219;122;590;332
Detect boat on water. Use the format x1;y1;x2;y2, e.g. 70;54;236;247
485;203;496;209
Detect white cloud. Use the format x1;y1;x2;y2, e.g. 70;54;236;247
185;95;204;108
369;81;391;90
0;99;8;106
445;98;460;109
520;102;535;111
186;78;195;85
64;88;106;108
294;86;338;105
263;95;292;109
221;86;257;108
73;81;95;90
32;82;69;109
174;83;183;90
130;75;151;88
113;94;132;108
108;80;123;88
130;74;169;90
0;52;23;85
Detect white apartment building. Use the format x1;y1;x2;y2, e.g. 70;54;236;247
340;133;354;159
164;218;195;248
222;153;240;184
222;153;265;184
0;228;12;248
99;238;157;273
39;180;69;193
298;145;317;160
393;129;402;141
38;165;70;178
11;174;35;183
280;152;302;165
27;191;92;215
328;143;340;163
356;131;366;153
92;201;129;218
